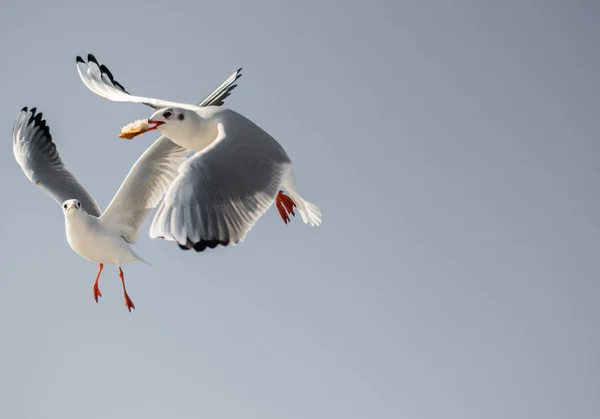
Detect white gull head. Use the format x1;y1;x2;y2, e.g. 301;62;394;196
146;107;210;151
62;199;85;216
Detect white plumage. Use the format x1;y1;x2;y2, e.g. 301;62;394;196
13;108;185;311
76;54;322;252
13;61;243;310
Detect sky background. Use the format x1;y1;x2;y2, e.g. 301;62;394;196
0;0;599;418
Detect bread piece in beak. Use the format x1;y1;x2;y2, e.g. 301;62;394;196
119;119;150;140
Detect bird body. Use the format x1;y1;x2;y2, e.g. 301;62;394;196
63;199;143;266
146;106;321;248
75;54;322;252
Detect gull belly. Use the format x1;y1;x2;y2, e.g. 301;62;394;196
65;212;139;266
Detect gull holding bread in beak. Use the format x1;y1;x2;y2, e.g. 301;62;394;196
13;67;243;311
76;54;322;253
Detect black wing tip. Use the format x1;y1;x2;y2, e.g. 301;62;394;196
99;64;114;79
87;53;98;64
99;63;124;91
29;111;43;127
76;55;85;64
81;53;129;93
176;238;231;252
193;239;230;252
17;106;50;137
114;81;128;93
23;106;37;120
27;108;43;122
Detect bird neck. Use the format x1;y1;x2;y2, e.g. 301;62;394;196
65;211;92;228
166;116;218;152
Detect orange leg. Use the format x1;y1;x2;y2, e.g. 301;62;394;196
93;263;103;303
118;267;136;312
275;190;297;224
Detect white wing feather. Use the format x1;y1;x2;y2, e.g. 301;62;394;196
76;54;241;111
99;138;188;243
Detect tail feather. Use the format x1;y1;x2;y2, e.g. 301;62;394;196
281;169;322;227
134;252;155;268
300;200;322;227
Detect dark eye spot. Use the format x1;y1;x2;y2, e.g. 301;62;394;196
164;111;172;119
178;113;184;121
63;204;67;209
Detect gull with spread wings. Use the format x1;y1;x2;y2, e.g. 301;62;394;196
76;54;322;253
13;68;242;311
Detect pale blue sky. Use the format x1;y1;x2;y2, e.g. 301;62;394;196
1;1;599;418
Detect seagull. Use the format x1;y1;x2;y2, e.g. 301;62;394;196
76;54;322;253
13;69;242;311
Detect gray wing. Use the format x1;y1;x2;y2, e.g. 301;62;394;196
197;67;242;107
12;107;102;216
149;110;292;251
76;54;242;110
99;137;188;244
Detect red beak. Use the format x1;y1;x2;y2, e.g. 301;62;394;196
147;120;165;131
69;203;77;210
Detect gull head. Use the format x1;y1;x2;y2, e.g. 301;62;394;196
62;199;83;216
147;107;200;141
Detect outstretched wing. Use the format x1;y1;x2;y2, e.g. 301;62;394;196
149;110;292;251
76;54;242;110
12;107;102;216
98;137;188;244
